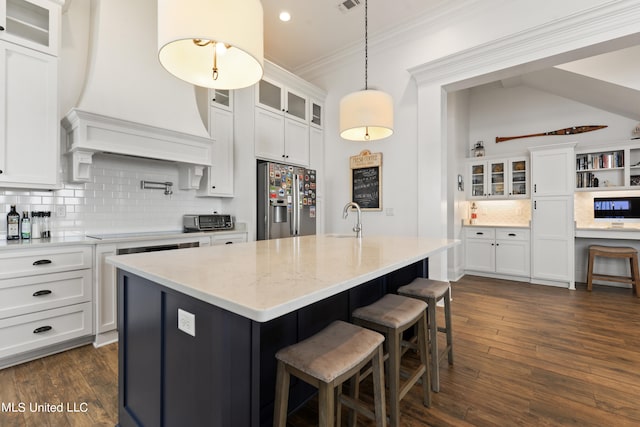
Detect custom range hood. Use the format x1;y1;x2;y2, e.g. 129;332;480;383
62;0;211;183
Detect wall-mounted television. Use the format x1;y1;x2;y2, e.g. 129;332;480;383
594;196;640;223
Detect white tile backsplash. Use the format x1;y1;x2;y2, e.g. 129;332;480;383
1;154;223;237
467;199;531;226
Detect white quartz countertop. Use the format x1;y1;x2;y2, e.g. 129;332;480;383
107;234;459;322
0;228;247;250
575;227;640;239
462;224;530;229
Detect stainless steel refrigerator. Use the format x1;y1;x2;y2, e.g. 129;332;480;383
257;161;317;240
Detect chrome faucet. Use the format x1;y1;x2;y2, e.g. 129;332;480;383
342;202;362;238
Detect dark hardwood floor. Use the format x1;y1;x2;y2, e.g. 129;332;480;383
1;275;639;426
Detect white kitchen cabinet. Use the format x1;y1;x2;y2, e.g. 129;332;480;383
0;0;61;56
0;245;93;368
198;104;234;197
531;196;574;287
530;144;575;196
529;143;575;289
468;157;528;199
210;88;233;111
256;78;308;123
93;235;210;347
255;106;310;166
310;99;323;129
210;232;248;245
0;40;58;188
464;227;530;278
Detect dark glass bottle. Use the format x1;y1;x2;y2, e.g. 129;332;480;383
6;205;20;240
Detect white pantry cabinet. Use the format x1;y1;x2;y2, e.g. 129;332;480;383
464;227;530;279
529;144;575;289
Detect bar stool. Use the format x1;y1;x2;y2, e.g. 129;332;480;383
587;245;640;297
397;278;453;392
352;294;431;427
273;320;387;427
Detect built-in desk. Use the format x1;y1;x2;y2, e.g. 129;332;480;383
575;227;640;240
574;227;640;285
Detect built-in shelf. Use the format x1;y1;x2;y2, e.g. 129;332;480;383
575;144;640;191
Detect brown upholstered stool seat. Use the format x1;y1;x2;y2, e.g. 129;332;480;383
274;320;387;427
398;278;453;393
587;245;639;297
352;294;431;427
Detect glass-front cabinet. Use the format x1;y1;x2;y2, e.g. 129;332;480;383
468;157;528;199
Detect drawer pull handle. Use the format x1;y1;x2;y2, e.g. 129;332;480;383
32;259;52;266
33;326;52;334
33;290;52;297
476;232;484;235
225;241;233;245
508;233;516;237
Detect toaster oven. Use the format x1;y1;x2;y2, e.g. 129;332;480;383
183;214;233;231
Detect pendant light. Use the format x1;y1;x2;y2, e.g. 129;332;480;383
157;0;264;90
339;0;394;141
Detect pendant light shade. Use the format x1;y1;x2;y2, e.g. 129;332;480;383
340;89;394;141
339;0;393;141
157;0;264;90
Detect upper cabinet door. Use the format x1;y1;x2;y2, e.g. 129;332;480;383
530;145;575;196
0;41;58;188
0;0;60;56
256;78;308;124
210;89;233;111
489;160;506;197
508;157;528;198
257;79;283;112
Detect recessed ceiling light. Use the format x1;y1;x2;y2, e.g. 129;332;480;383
279;11;291;22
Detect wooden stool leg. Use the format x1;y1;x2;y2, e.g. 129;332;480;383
318;382;335;427
273;361;290;427
371;346;387;427
444;288;454;365
417;312;431;408
346;372;360;427
632;253;640;297
587;250;595;291
387;329;401;427
427;299;439;392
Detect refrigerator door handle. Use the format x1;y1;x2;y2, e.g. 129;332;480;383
293;175;299;235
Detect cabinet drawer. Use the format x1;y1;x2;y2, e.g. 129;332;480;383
496;229;530;241
0;302;92;359
0;246;92;279
211;233;248;245
464;227;495;240
0;270;92;319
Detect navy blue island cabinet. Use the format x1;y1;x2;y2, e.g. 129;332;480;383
116;260;426;427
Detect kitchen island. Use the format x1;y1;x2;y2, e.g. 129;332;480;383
108;234;457;427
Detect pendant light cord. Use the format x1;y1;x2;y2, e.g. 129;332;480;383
364;0;368;91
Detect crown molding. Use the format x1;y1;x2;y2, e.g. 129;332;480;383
409;0;640;88
295;0;483;81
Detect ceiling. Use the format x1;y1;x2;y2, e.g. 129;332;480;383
261;0;444;73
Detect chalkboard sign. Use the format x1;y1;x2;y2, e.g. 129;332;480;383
350;150;382;211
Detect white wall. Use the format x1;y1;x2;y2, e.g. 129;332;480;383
467;83;638;159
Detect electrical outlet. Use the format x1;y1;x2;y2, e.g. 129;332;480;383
55;205;66;217
178;309;196;337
